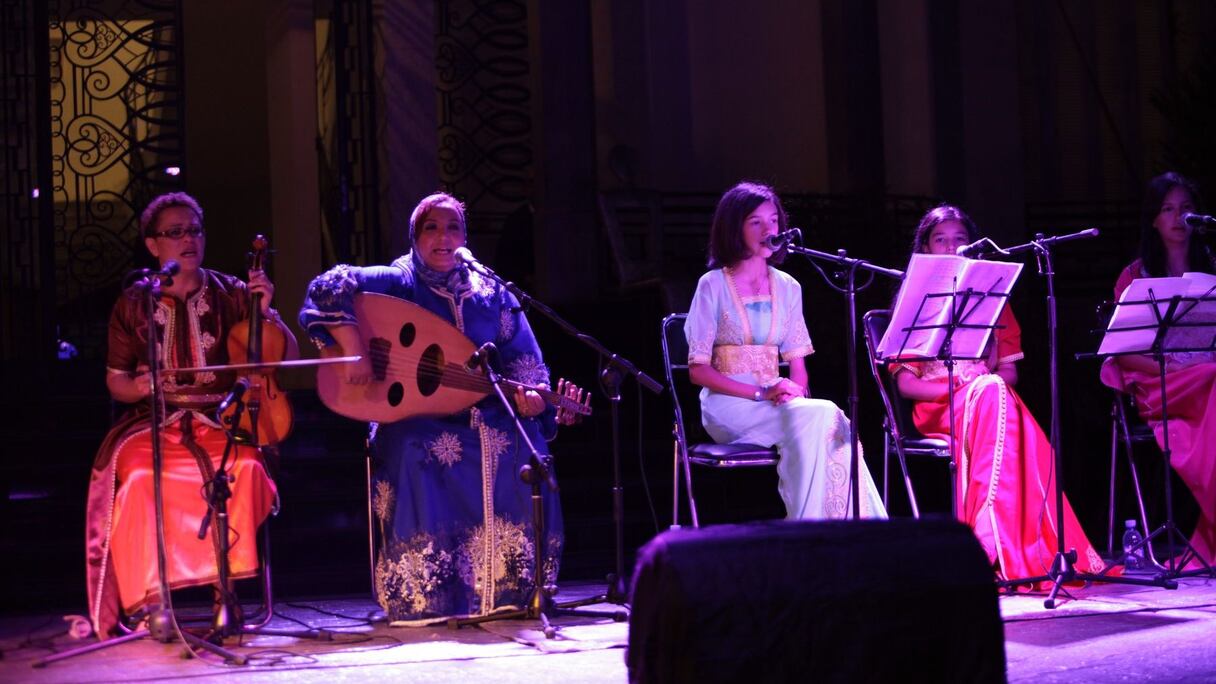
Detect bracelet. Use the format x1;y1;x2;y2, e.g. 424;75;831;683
753;386;764;402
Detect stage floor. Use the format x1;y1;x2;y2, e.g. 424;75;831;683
1;577;1213;682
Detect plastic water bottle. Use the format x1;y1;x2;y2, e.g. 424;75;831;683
1122;519;1145;571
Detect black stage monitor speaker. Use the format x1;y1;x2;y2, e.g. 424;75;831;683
626;518;1006;683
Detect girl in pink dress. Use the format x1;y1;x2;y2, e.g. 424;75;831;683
893;205;1106;582
1100;171;1216;569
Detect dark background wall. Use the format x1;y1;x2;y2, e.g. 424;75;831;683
4;0;1216;612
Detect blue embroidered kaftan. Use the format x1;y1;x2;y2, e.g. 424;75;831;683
300;255;562;623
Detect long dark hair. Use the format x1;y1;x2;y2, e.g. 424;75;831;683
707;181;788;269
910;204;980;255
1137;172;1214;276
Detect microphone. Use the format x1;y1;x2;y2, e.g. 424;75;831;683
216;377;250;413
158;260;181;278
955;238;994;258
453;247;485;273
465;342;498;372
1183;213;1216;234
762;229;800;250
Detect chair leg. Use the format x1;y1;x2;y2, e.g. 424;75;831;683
1126;446;1159;565
670;437;681;528
678;437;701;529
1108;414;1119;557
882;435;890;511
894;443;920;519
245;522;274;628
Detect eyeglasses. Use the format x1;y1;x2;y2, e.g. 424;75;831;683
152;226;205;240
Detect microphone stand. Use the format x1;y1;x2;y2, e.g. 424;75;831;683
971;229;1168;607
783;240;904;519
459;255;661;612
36;270;245;667
447;344;603;637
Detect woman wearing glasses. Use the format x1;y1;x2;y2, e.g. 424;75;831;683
84;192;297;638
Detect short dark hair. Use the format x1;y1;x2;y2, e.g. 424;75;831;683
1137;171;1212;276
409;191;467;244
140;192;203;239
707;181;788;269
910;204;980;254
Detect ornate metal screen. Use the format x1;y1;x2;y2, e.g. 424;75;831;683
45;0;186;359
435;0;533;241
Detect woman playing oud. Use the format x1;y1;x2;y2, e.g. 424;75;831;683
300;192;582;624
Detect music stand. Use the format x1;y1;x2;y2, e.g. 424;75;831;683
1089;278;1216;580
877;254;1021;518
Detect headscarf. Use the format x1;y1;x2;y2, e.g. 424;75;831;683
405;248;473;300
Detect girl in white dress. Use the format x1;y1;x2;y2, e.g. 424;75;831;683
685;181;886;519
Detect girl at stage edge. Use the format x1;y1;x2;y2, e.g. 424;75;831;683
1101;171;1216;569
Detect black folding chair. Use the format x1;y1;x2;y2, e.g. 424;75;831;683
861;309;952;518
1107;390;1160;563
660;313;779;528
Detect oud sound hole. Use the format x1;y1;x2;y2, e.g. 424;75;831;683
417;344;445;397
399;322;416;347
387;382;404;406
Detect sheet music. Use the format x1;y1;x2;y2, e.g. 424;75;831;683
877;254;1023;361
1099;275;1216;355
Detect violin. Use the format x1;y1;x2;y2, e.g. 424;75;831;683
221;235;293;445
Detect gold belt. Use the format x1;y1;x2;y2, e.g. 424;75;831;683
711;345;779;382
165;392;226;408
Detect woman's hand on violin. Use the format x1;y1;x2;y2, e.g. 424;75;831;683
764;378;805;405
554;378;587;426
514;385;546;418
129;372;155;399
248;269;276;315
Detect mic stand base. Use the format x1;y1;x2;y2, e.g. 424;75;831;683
33;610;250;668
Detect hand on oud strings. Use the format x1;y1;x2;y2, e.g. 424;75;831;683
554;378;588;426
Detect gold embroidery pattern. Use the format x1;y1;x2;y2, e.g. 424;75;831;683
497;308;516;343
823;411;854;519
375;534;457;617
711;344;779;382
918;359;989;383
185;282;215;385
716;308;745;344
372;480;395;523
459;516;533;613
964;374;1008;567
156;301;178;391
427;432;464;467
507;353;549;387
481;427;510;471
687;335;713;364
471;272;495;299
